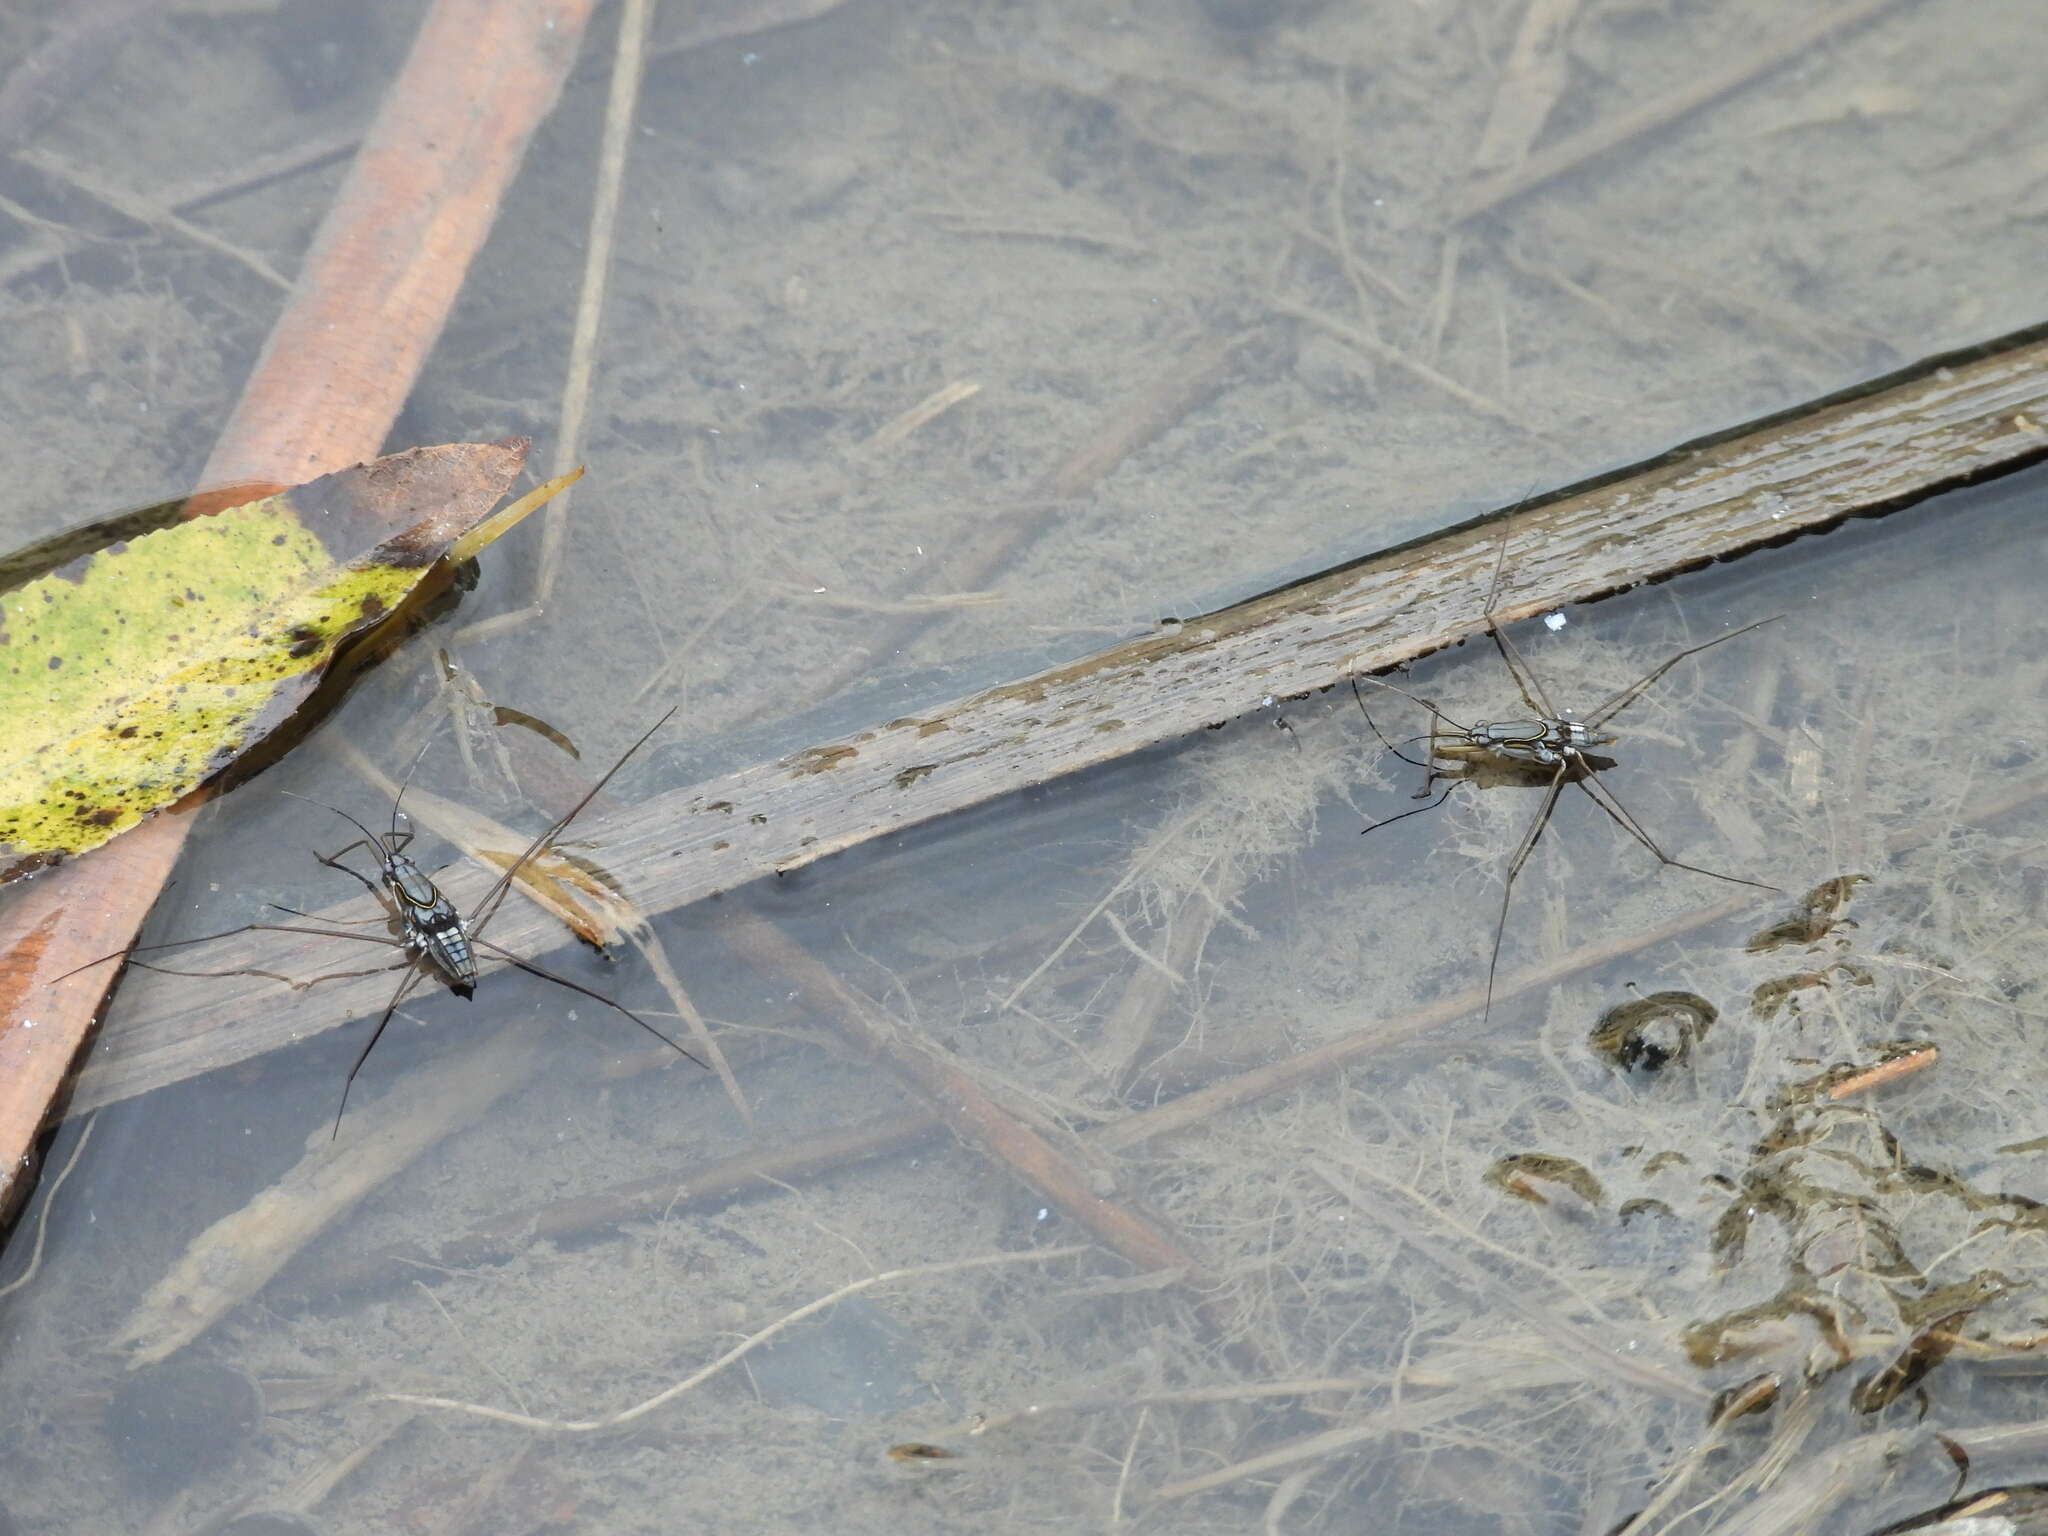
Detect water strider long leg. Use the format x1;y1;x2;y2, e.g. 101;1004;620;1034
1351;674;1475;797
1585;616;1782;731
107;952;412;990
328;923;707;1135
1486;621;1558;721
333;962;431;1138
1483;761;1568;1024
1572;773;1779;892
1359;779;1461;835
467;705;678;940
323;709;682;1132
472;935;705;1069
1349;674;1475;738
1479;535;1560;721
311;841;382;900
1414;709;1441;798
53;919;409;985
1349;676;1434;773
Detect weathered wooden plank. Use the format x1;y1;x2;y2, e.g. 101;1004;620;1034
69;326;2048;1111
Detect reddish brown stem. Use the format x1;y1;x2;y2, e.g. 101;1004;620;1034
0;0;599;1218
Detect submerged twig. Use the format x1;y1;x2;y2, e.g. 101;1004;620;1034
1466;0;1583;177
112;1021;544;1367
1456;0;1912;220
1698;1426;1914;1536
1152;1360;1579;1500
464;0;654;644
1096;890;1759;1151
859;379;983;452
1000;806;1207;1013
1269;296;1528;430
628;923;748;1124
802;322;1280;714
383;1244;1091;1433
952;1376;1377;1440
725;907;1228;1302
0;1114;94;1300
1307;1161;1706;1403
13;145;292;289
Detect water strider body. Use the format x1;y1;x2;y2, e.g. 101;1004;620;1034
60;706;703;1132
1437;715;1596;773
1352;539;1780;1020
388;852;476;994
296;796;479;998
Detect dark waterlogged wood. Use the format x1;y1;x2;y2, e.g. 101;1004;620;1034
69;325;2048;1111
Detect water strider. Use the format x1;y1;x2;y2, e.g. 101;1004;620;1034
60;707;704;1132
1352;541;1780;1021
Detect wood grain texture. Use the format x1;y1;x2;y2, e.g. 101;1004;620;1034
71;326;2048;1113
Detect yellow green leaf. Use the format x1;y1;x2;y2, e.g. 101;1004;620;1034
0;440;574;881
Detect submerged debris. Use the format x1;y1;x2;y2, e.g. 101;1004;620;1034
1485;1152;1604;1207
885;1442;961;1464
1851;1303;1984;1414
1706;1371;1780;1425
1868;1483;2048;1535
1747;873;1870;953
1750;958;1874;1019
1589;989;1717;1071
1768;1039;1939;1111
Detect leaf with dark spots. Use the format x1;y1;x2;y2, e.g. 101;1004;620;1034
0;442;580;881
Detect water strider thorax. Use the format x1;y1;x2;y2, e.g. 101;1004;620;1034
381;851;476;995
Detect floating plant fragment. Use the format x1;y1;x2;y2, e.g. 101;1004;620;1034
0;440;576;881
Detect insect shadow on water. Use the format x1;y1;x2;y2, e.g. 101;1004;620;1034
1350;543;1781;1021
61;707;705;1133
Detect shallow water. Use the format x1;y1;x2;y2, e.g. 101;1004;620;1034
3;1;2048;1531
4;465;2043;1535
